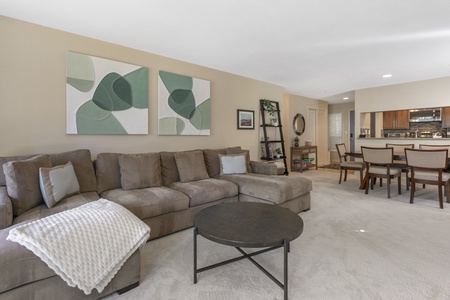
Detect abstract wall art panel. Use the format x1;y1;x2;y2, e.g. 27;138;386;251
66;52;149;134
158;70;210;135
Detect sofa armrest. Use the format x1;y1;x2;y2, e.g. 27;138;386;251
250;161;278;175
0;186;13;230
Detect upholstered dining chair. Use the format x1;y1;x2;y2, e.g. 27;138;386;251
386;143;414;191
405;148;450;209
335;143;365;185
361;146;402;198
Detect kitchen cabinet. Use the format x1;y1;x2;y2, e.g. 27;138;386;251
441;107;450;128
383;110;409;129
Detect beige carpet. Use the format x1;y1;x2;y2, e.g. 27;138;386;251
105;170;450;300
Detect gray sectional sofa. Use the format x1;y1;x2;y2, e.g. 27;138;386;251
0;147;312;300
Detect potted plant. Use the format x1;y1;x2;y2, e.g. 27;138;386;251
261;99;278;126
275;148;282;159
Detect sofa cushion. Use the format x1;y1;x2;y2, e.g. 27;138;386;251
218;154;247;175
160;152;181;186
95;153;121;194
39;161;80;208
174;150;209;182
119;153;162;190
0;186;13;229
225;148;252;173
3;155;52;217
168;178;238;207
0;223;56;294
101;187;190;219
0;155;35;186
218;173;312;205
13;192;100;226
49;149;97;193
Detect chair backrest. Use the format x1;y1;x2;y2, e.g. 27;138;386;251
419;144;450;151
386;143;414;155
361;147;394;164
405;149;448;169
335;143;347;162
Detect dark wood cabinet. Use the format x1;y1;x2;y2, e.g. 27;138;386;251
442;107;450;128
383;110;409;129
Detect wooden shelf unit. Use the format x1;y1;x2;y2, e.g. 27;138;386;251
291;146;318;173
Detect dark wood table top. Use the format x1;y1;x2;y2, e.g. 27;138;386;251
194;202;303;248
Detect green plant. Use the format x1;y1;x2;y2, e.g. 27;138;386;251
261;99;276;117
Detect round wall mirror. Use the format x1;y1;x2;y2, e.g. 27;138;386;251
293;113;305;136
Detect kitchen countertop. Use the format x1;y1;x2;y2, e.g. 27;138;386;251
359;137;450;140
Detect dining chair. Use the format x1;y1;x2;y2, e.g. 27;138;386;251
405;148;450;209
361;146;402;198
335;143;364;185
386;143;414;191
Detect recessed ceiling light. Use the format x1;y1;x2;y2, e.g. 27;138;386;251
382;74;392;78
343;97;349;100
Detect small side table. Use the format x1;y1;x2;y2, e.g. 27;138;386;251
291;146;318;173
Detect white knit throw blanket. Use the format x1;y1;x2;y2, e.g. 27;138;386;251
7;199;151;295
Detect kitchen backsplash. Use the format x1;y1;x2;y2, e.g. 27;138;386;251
383;122;447;138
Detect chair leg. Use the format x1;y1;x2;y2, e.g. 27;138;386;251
387;177;391;198
359;170;363;187
344;170;348;182
446;181;450;204
339;168;343;184
398;175;401;195
405;171;409;191
438;183;444;209
365;176;370;195
410;180;415;204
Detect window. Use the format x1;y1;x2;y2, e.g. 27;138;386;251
329;113;342;150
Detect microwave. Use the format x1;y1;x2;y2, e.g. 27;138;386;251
409;108;441;122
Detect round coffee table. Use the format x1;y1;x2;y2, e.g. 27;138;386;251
193;202;304;300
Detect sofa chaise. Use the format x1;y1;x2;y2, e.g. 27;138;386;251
0;147;312;299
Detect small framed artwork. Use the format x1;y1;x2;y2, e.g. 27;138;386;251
237;109;255;130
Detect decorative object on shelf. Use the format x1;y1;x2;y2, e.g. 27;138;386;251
305;140;312;146
237;109;254;130
261;99;278;126
66;51;149;135
268;144;274;159
294;136;299;147
293;113;305;136
158;70;210;135
275;148;282;159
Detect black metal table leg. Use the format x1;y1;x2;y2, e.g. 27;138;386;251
284;239;289;300
194;227;198;284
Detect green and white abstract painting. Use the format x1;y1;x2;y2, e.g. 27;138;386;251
158;71;210;135
66;52;148;134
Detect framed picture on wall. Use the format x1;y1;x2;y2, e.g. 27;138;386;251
237;109;254;130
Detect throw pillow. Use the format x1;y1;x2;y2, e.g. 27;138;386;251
174;150;209;182
218;154;248;175
39;161;80;208
226;148;252;173
118;153;162;190
3;155;52;217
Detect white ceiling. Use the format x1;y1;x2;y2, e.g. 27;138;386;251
2;0;450;104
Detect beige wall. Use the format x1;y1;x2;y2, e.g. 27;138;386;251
283;94;329;169
0;16;285;159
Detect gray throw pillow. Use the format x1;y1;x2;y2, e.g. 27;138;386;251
118;153;162;190
226;148;252;173
39;161;80;208
3;155;52;217
174;150;209;182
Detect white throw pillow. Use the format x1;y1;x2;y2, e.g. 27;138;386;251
39;161;80;208
219;154;247;175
